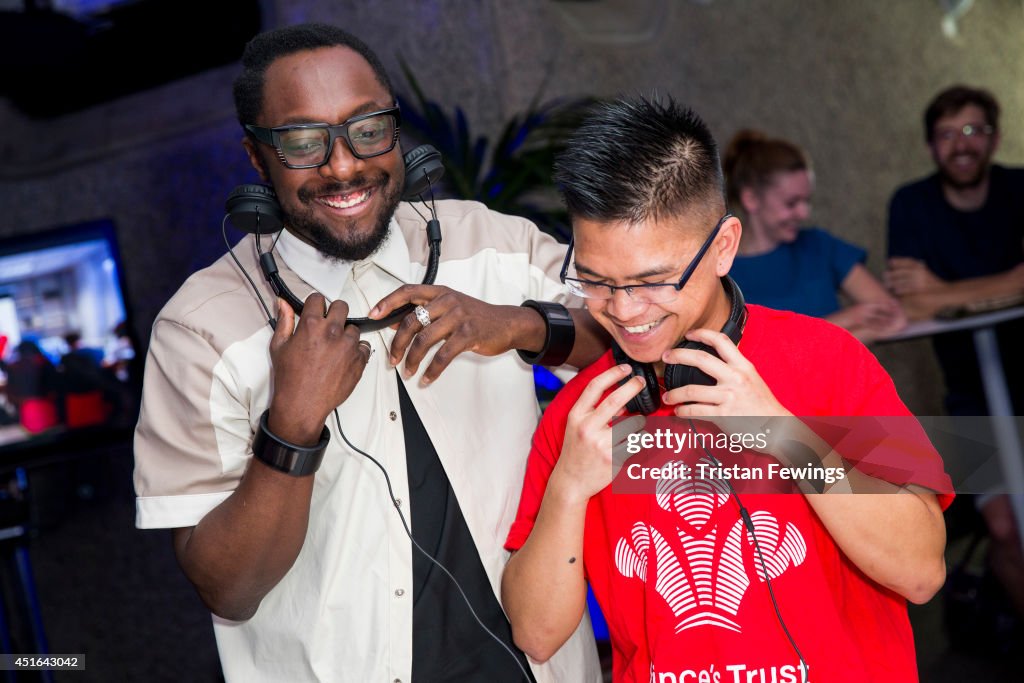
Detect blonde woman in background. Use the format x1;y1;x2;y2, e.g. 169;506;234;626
724;129;906;343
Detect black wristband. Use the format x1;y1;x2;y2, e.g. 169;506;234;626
252;410;330;477
516;300;576;367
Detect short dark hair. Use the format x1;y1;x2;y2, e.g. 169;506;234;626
554;94;725;229
924;84;1000;143
232;22;395;127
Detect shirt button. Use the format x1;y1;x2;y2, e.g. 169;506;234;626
394;498;402;508
389;411;398;421
394;679;402;683
394;588;405;597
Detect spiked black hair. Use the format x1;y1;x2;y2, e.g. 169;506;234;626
554;93;726;229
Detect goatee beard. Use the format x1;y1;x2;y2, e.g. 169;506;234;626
286;172;402;262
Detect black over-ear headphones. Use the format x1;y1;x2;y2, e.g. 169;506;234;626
612;275;748;415
223;144;445;331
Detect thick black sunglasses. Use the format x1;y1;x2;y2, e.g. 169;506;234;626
245;106;401;169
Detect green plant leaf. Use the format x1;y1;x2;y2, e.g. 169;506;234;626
395;54;596;241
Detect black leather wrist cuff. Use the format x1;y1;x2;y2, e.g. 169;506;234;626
516;300;576;367
252;410;330;477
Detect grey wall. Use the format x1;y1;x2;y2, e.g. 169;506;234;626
2;0;1022;414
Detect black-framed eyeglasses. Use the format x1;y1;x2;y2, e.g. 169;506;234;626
245;106;401;169
559;213;731;304
934;123;994;144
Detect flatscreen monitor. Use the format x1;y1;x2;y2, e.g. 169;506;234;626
0;218;141;460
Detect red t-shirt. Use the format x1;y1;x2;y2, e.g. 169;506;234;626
506;306;954;683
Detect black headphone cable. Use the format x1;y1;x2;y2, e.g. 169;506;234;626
334;407;534;683
222;214;276;327
688;418;809;683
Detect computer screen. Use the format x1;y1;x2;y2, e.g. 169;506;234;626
0;219;141;457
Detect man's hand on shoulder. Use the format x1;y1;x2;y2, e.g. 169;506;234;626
369;284;546;385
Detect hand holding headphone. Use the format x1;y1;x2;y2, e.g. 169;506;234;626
612;275;748;415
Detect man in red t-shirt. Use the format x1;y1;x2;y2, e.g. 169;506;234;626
501;95;953;683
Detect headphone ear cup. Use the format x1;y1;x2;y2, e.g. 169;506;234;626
663;276;748;392
612;344;661;415
402;144;445;200
225;184;283;235
663;340;719;391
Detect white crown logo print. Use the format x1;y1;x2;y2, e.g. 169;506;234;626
614;459;807;633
